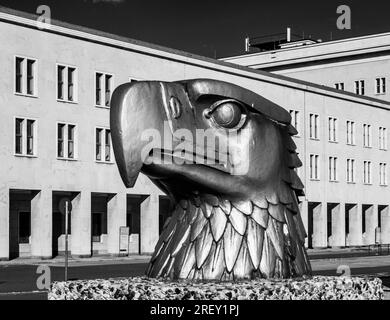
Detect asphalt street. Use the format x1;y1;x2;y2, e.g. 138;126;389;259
0;261;389;300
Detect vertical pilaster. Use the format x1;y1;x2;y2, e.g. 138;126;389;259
363;205;377;245
330;203;346;247
140;193;159;254
299;200;309;247
380;206;390;244
31;189;52;259
312;202;327;248
71;191;91;257
347;203;363;246
0;187;9;260
107;192;127;256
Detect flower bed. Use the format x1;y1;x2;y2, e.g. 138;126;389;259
49;276;383;300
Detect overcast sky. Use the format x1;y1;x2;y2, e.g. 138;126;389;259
1;0;390;58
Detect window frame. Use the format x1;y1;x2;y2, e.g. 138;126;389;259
375;77;386;95
95;127;114;164
309;113;320;140
379;163;388;186
13;116;38;158
56;121;78;161
363;160;373;185
346;120;356;146
309;154;320;181
354;79;365;96
363;123;372;148
328;156;338;182
346;158;356;184
94;71;114;108
56;63;78;104
328;116;338;143
14;55;38;98
289;109;300;137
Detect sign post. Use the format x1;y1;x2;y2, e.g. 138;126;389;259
59;197;72;282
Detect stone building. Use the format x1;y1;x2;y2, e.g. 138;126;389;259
0;7;389;260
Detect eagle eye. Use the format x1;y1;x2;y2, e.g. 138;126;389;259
204;99;246;130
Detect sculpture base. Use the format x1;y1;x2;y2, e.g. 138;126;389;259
49;276;383;300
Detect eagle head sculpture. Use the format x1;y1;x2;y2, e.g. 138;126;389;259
110;79;311;281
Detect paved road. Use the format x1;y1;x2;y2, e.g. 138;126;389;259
0;262;389;300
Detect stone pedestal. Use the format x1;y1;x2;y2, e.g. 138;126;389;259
31;189;52;258
140;194;159;254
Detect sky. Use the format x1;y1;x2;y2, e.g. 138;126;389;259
1;0;390;58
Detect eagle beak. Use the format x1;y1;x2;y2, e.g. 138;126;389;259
110;81;169;187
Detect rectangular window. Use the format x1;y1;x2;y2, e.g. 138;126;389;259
328;117;338;142
335;82;345;91
15;56;37;96
363;124;372;148
380;163;388;186
347;159;355;183
376;77;386;95
309;114;319;140
355;80;365;95
379;127;388;150
96;128;112;163
289;110;300;135
329;157;338;182
347;121;355;145
15;118;37;156
95;72;113;107
364;161;372;185
57;123;77;160
310;154;320;180
57;64;77;102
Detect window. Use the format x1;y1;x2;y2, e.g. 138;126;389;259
57;64;78;102
95;128;112;162
376;77;386;95
347;121;355;145
363;124;372;148
363;161;372;185
329;157;338;182
309;154;320;180
15;56;37;96
328;117;338;142
57;123;77;159
309;113;319;140
379;127;388;150
380;163;388;186
335;82;345;91
355;80;365;95
95;72;113;107
347;159;355;183
289;110;300;135
14;118;37;156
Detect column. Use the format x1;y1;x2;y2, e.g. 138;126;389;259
330;203;346;247
348;203;363;246
363;205;377;245
299;200;309;247
380;206;390;244
71;191;91;257
31;189;52;259
140;193;159;254
0;187;9;261
107;192;127;256
312;202;327;248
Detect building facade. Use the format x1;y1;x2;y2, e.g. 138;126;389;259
1;8;390;261
222;32;390;102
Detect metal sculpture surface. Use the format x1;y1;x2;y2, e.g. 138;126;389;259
110;79;312;280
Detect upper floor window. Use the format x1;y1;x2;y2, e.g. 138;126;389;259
57;123;77;160
347;121;355;145
363;124;372;148
328;117;338;142
57;64;78;103
309;154;320;180
379;127;388;150
355;80;365;95
309;113;319;140
346;158;355;183
335;82;345;91
15;117;37;156
95;72;113;107
95;128;113;163
380;163;388;186
363;161;372;185
289;110;300;135
375;77;386;95
15;56;37;96
329;156;338;182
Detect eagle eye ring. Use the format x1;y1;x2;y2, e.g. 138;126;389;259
204;99;247;130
